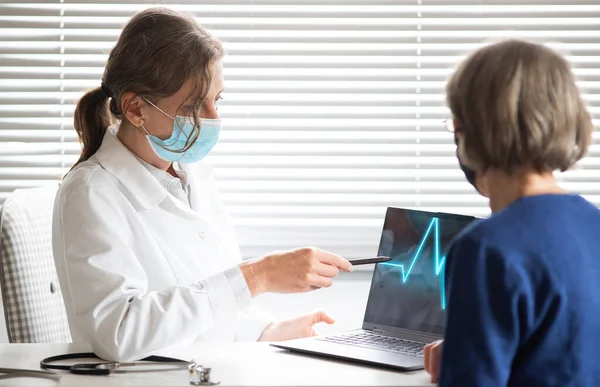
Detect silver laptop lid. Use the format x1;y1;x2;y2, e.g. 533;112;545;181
362;207;477;336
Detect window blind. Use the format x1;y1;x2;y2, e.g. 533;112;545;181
0;0;598;260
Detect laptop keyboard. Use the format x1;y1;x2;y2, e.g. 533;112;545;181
317;331;426;358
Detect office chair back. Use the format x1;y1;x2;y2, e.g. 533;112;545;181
0;185;71;343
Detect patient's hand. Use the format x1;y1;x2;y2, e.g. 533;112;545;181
257;310;335;342
424;339;443;383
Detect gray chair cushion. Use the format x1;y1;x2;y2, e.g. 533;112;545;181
0;185;71;343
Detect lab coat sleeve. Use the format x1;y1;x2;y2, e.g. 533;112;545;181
54;182;252;362
222;267;274;341
235;305;274;342
204;180;275;342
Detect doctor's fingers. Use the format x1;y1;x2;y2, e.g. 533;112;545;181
305;273;334;289
315;262;340;278
314;250;353;272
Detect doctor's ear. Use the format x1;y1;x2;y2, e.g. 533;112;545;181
121;92;145;127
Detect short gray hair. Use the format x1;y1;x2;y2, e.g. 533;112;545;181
446;39;594;174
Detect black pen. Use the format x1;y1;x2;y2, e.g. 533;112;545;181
348;256;391;266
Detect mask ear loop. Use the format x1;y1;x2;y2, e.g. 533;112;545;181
139;99;184;150
137;120;164;147
140;97;202;155
139;121;166;150
139;121;151;136
142;97;175;120
142;96;199;137
139;97;170;141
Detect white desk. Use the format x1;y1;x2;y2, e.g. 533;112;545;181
0;342;434;387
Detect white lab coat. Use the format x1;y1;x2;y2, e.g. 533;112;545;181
52;127;273;361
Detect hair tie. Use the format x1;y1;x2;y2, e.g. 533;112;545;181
100;82;113;98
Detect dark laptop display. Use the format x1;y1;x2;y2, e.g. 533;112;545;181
363;207;476;336
270;207;478;370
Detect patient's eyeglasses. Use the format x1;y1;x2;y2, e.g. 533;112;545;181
443;118;455;133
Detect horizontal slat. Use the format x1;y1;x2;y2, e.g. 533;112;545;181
6;54;600;68
14;95;594;105
0;96;598;110
214;168;600;182
3;67;599;81
51;4;600;14
61;30;600;43
3;30;599;44
2;76;599;88
10;67;597;76
2;127;600;144
221;194;489;205
6;142;600;161
58;0;600;5
2;102;598;118
0;5;59;17
0;166;597;184
217;181;481;193
58;18;600;30
0;158;470;169
2;85;600;97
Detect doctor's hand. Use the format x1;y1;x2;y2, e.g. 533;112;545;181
257;310;335;342
240;247;353;296
424;339;443;383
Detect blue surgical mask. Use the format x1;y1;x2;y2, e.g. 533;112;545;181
141;99;221;163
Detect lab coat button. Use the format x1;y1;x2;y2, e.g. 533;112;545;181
199;231;205;239
50;281;58;293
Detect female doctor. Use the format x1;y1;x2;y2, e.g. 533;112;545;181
52;7;353;362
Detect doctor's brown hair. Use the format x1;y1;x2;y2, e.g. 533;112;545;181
71;7;224;170
446;39;594;174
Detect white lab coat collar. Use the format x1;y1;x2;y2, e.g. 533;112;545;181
95;126;170;210
94;126;218;229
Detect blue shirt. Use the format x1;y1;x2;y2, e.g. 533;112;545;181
440;194;600;387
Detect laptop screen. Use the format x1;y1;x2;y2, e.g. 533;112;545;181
363;207;477;335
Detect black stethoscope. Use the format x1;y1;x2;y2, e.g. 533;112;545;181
0;367;60;381
40;352;189;376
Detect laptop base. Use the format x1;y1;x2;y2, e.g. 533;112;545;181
269;336;424;371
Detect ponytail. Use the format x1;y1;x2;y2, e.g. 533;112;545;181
71;86;113;171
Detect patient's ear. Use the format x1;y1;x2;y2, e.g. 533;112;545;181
452;119;460;132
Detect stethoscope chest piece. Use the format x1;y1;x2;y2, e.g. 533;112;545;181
188;362;219;385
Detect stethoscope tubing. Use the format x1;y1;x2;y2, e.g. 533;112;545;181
0;367;61;381
40;352;188;376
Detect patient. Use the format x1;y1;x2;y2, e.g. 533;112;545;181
423;39;600;385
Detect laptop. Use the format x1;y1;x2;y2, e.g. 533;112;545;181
270;207;478;371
